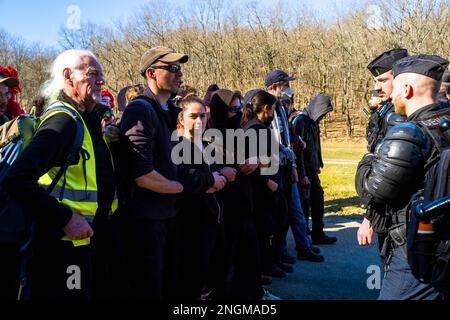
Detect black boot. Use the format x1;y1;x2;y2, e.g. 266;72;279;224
297;248;325;262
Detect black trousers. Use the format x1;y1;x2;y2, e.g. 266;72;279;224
29;239;94;301
124;216;178;300
177;222;226;300
300;172;325;240
27;218;113;301
224;215;262;300
0;243;21;301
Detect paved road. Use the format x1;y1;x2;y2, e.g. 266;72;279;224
270;216;383;300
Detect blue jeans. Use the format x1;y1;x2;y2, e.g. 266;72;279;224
378;247;442;300
282;184;312;253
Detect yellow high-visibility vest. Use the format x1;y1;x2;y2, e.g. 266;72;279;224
37;101;118;245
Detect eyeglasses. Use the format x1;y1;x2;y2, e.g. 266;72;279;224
151;64;181;73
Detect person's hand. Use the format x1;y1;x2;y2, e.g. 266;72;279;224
63;212;94;240
206;172;227;193
357;218;374;246
368;97;383;110
300;176;310;186
300;139;306;150
104;124;120;142
291;167;299;184
239;161;259;175
266;179;278;193
220;167;237;182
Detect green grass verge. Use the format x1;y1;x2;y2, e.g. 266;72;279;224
321;141;366;162
318;142;366;216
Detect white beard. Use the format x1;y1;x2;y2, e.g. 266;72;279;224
91;91;102;103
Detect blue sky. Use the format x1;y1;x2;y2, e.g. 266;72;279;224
1;0;360;48
0;0;152;46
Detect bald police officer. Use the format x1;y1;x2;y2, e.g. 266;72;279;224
357;54;449;300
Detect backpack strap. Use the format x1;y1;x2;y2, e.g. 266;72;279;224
413;108;450;153
412;108;450;201
434;149;450;199
40;102;85;196
290;111;306;127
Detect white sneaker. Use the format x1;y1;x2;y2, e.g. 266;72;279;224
261;288;282;300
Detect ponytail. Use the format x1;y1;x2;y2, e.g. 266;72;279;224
240;90;276;128
240;103;256;128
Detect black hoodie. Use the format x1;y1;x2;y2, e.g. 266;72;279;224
293;93;333;174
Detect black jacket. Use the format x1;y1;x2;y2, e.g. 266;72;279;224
293;93;333;175
2;92;115;236
177;139;223;225
243;119;278;233
118;92;181;220
209;94;254;220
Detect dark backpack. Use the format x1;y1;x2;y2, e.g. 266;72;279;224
407;108;450;295
0;102;84;247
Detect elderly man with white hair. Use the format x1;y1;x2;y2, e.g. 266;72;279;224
1;49;117;300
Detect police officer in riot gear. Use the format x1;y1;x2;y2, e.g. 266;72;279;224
365;49;408;152
356;49;408;251
357;54;449;300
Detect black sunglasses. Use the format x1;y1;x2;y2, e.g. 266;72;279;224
151;64;181;73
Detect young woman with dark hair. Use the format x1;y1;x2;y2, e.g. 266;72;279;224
241;90;282;293
175;96;229;300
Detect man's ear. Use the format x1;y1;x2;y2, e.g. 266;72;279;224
271;83;277;92
146;68;156;80
63;68;72;84
405;84;414;99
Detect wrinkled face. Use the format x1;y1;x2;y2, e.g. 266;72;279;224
373;71;394;103
70;56;105;108
391;75;407;116
181;102;207;139
0;83;9;115
151;62;183;94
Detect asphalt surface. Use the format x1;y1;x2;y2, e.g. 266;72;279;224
270;216;383;300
